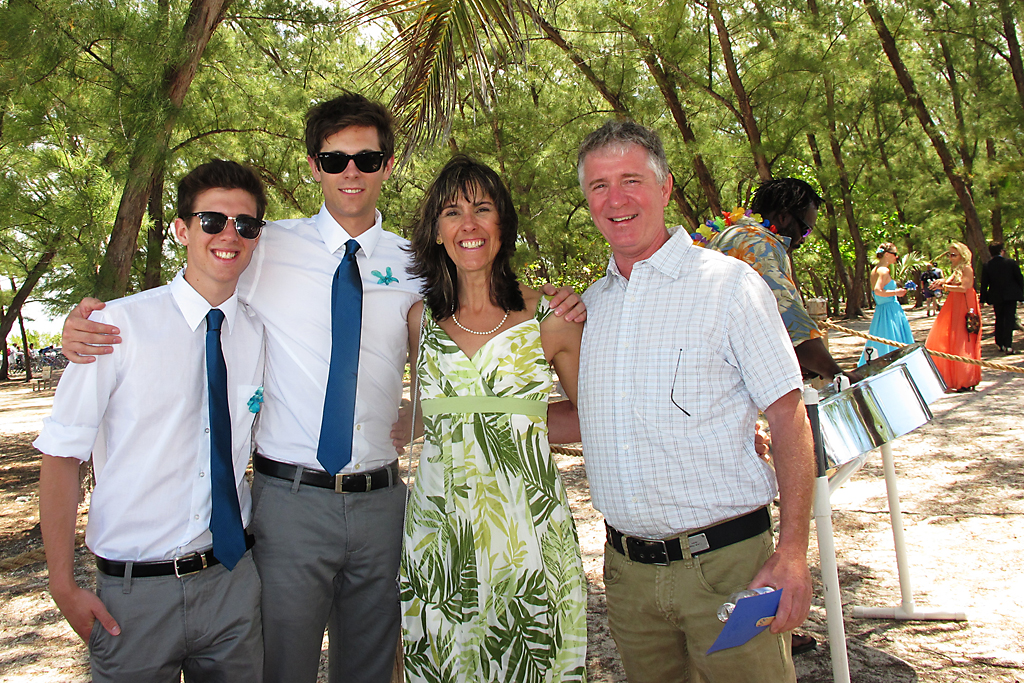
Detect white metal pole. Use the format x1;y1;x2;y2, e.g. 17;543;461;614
805;386;851;683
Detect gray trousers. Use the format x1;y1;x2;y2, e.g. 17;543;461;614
89;550;263;683
250;468;406;683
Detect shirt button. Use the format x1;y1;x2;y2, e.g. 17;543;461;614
356;424;361;431
620;391;626;398
623;444;630;451
199;472;205;478
632;496;638;503
354;464;362;471
194;515;200;520
629;295;636;302
204;428;210;434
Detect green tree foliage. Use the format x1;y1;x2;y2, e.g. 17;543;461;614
2;0;1023;325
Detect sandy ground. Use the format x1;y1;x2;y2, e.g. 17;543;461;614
1;304;1022;682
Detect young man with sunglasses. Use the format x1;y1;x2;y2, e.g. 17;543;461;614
709;178;853;384
60;93;584;683
36;159;267;682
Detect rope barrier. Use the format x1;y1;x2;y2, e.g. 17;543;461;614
0;533;84;574
819;320;1024;374
551;445;584;457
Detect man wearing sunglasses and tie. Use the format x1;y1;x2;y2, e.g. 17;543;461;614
59;92;584;683
37;160;267;681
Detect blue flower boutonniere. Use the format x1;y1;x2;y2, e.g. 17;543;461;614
248;387;264;414
372;267;399;285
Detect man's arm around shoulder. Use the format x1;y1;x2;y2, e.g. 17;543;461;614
751;388;815;634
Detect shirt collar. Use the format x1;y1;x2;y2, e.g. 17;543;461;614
170;270;240;333
604;226;694;283
314;203;384;258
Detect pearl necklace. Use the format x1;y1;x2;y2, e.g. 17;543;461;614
452;310;509;335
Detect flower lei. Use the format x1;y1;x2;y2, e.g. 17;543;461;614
690;207;776;247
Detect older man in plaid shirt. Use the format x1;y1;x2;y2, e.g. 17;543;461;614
575;120;815;683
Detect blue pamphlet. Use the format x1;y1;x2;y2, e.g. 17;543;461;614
707;589;783;654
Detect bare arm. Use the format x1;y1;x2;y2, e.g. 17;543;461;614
943;265;974;293
541;307;584;443
749;388;814;634
39;454;120;641
62;298;121;363
873;266;906;298
391;302;425;453
793;338;857;383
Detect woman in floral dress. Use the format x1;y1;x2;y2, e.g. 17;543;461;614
398;156;587;683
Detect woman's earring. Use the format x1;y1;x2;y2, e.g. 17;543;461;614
436;236;443;245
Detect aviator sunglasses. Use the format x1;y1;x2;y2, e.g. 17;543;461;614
189;212;265;240
315;151;388;174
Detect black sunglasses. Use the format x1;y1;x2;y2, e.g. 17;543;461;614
795;215;814;239
189;212;264;240
316;151;388;174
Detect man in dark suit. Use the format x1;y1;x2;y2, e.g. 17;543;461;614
979;241;1024;354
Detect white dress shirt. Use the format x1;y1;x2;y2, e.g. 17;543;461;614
578;228;802;539
34;272;265;562
238;205;421;473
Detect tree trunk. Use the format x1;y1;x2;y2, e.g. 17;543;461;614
95;0;233;299
671;186;699;232
862;0;987;264
0;245;63;357
938;37;973;192
987;138;1003;243
707;0;772;180
807;133;854;317
997;0;1024;112
824;85;866;318
143;171;166;290
517;0;629;116
0;304;7;381
640;51;722;217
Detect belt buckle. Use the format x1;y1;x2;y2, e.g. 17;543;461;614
173;552;207;578
626;537;669;565
688;532;711;555
335;472;372;493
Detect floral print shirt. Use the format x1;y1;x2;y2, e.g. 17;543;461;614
708;219;822;346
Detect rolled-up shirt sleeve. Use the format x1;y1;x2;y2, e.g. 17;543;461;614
33;316;119;461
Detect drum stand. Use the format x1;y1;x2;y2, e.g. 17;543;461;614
805;388;967;683
849;442;968;621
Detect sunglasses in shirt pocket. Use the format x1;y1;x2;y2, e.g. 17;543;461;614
641;347;721;423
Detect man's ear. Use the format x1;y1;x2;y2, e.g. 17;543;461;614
308;155;322;182
174;217;189;246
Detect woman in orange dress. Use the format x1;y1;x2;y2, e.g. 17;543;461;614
926;241;982;391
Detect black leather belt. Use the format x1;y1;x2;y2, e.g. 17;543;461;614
254;455;399;493
96;534;255;578
606;507;771;565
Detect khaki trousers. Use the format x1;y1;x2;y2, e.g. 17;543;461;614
603;529;795;683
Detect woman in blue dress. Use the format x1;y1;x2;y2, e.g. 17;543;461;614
859;243;915;365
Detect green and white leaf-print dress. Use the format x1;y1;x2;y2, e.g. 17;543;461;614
401;297;587;683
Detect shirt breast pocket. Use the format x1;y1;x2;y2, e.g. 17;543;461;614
639;347;717;424
236;384;264;418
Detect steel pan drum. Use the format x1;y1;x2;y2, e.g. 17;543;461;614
854;343;947;405
818;364;932;467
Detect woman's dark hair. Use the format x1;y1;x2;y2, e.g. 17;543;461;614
408;155;524;320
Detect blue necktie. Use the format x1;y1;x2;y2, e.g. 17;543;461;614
206;309;246;570
317;239;362;476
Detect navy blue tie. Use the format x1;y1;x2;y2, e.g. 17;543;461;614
206;309;246;570
317;239;362;475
